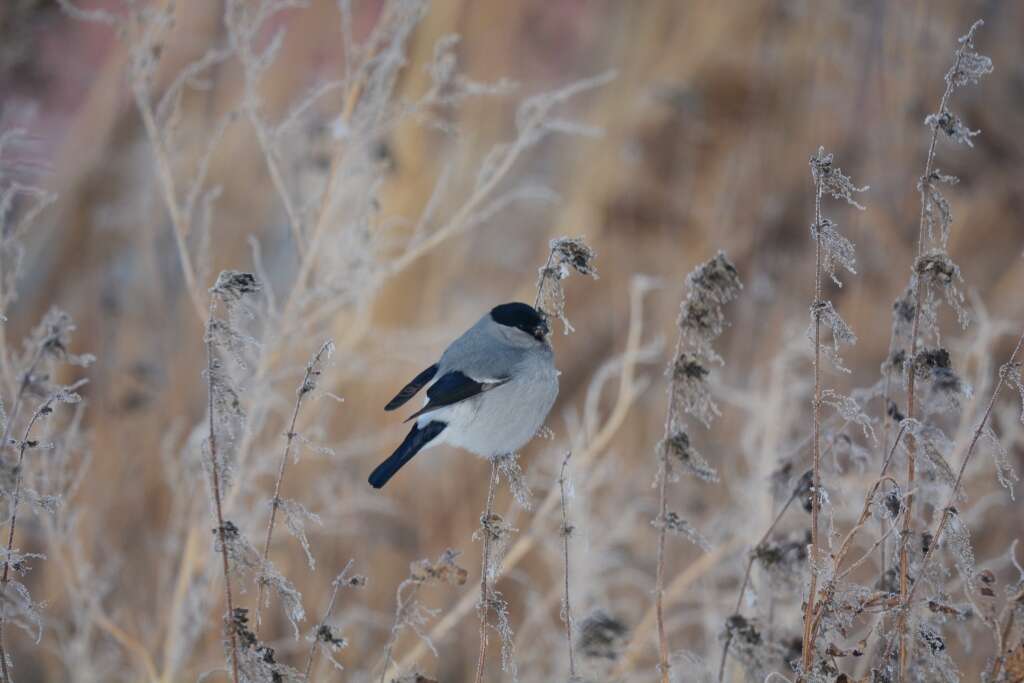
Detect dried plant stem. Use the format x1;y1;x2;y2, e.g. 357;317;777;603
558;452;577;679
0;390;67;683
255;341;332;633
205;298;240;683
892;327;1024;668
475;460;501;683
897;33;972;679
303;560;352;680
805;425;908;649
718;490;800;682
989;583;1023;680
801;162;826;676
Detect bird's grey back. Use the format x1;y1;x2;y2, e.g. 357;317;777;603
437;313;525;380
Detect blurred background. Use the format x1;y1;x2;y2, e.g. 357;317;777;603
0;1;1022;681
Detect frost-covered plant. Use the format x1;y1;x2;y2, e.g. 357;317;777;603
536;236;599;334
893;21;993;678
655;252;741;682
802;146;866;675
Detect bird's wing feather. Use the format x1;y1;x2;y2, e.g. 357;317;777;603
404;370;509;422
385;363;439;411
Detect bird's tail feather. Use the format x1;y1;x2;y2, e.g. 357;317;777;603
368;421;447;488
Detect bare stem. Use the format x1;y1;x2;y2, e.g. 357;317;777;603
206;297;240;683
474;460;500;683
801;163;826;677
255;340;333;633
558;452;577;678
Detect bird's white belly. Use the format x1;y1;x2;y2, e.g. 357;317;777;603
418;371;558;458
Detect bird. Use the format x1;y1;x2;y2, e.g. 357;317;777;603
369;302;559;489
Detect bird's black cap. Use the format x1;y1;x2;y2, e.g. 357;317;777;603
490;302;549;340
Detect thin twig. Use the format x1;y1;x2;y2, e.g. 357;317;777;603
805;426;908;648
558;452;577;678
255;340;333;633
474;460;501;683
205;296;240;683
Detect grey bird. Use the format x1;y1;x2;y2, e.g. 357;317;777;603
369;302;559;489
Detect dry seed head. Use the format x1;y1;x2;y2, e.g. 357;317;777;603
210;270;260;300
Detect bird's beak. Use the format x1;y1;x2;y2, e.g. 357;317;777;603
536;316;550;340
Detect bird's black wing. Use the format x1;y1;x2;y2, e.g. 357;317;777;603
404;370;509;422
385;363;439;411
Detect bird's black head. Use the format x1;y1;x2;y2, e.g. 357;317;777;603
490;302;549;341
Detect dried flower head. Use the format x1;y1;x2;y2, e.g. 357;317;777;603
536;236;598;334
211;270;261;300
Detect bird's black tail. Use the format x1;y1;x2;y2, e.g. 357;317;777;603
369;421;447;488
